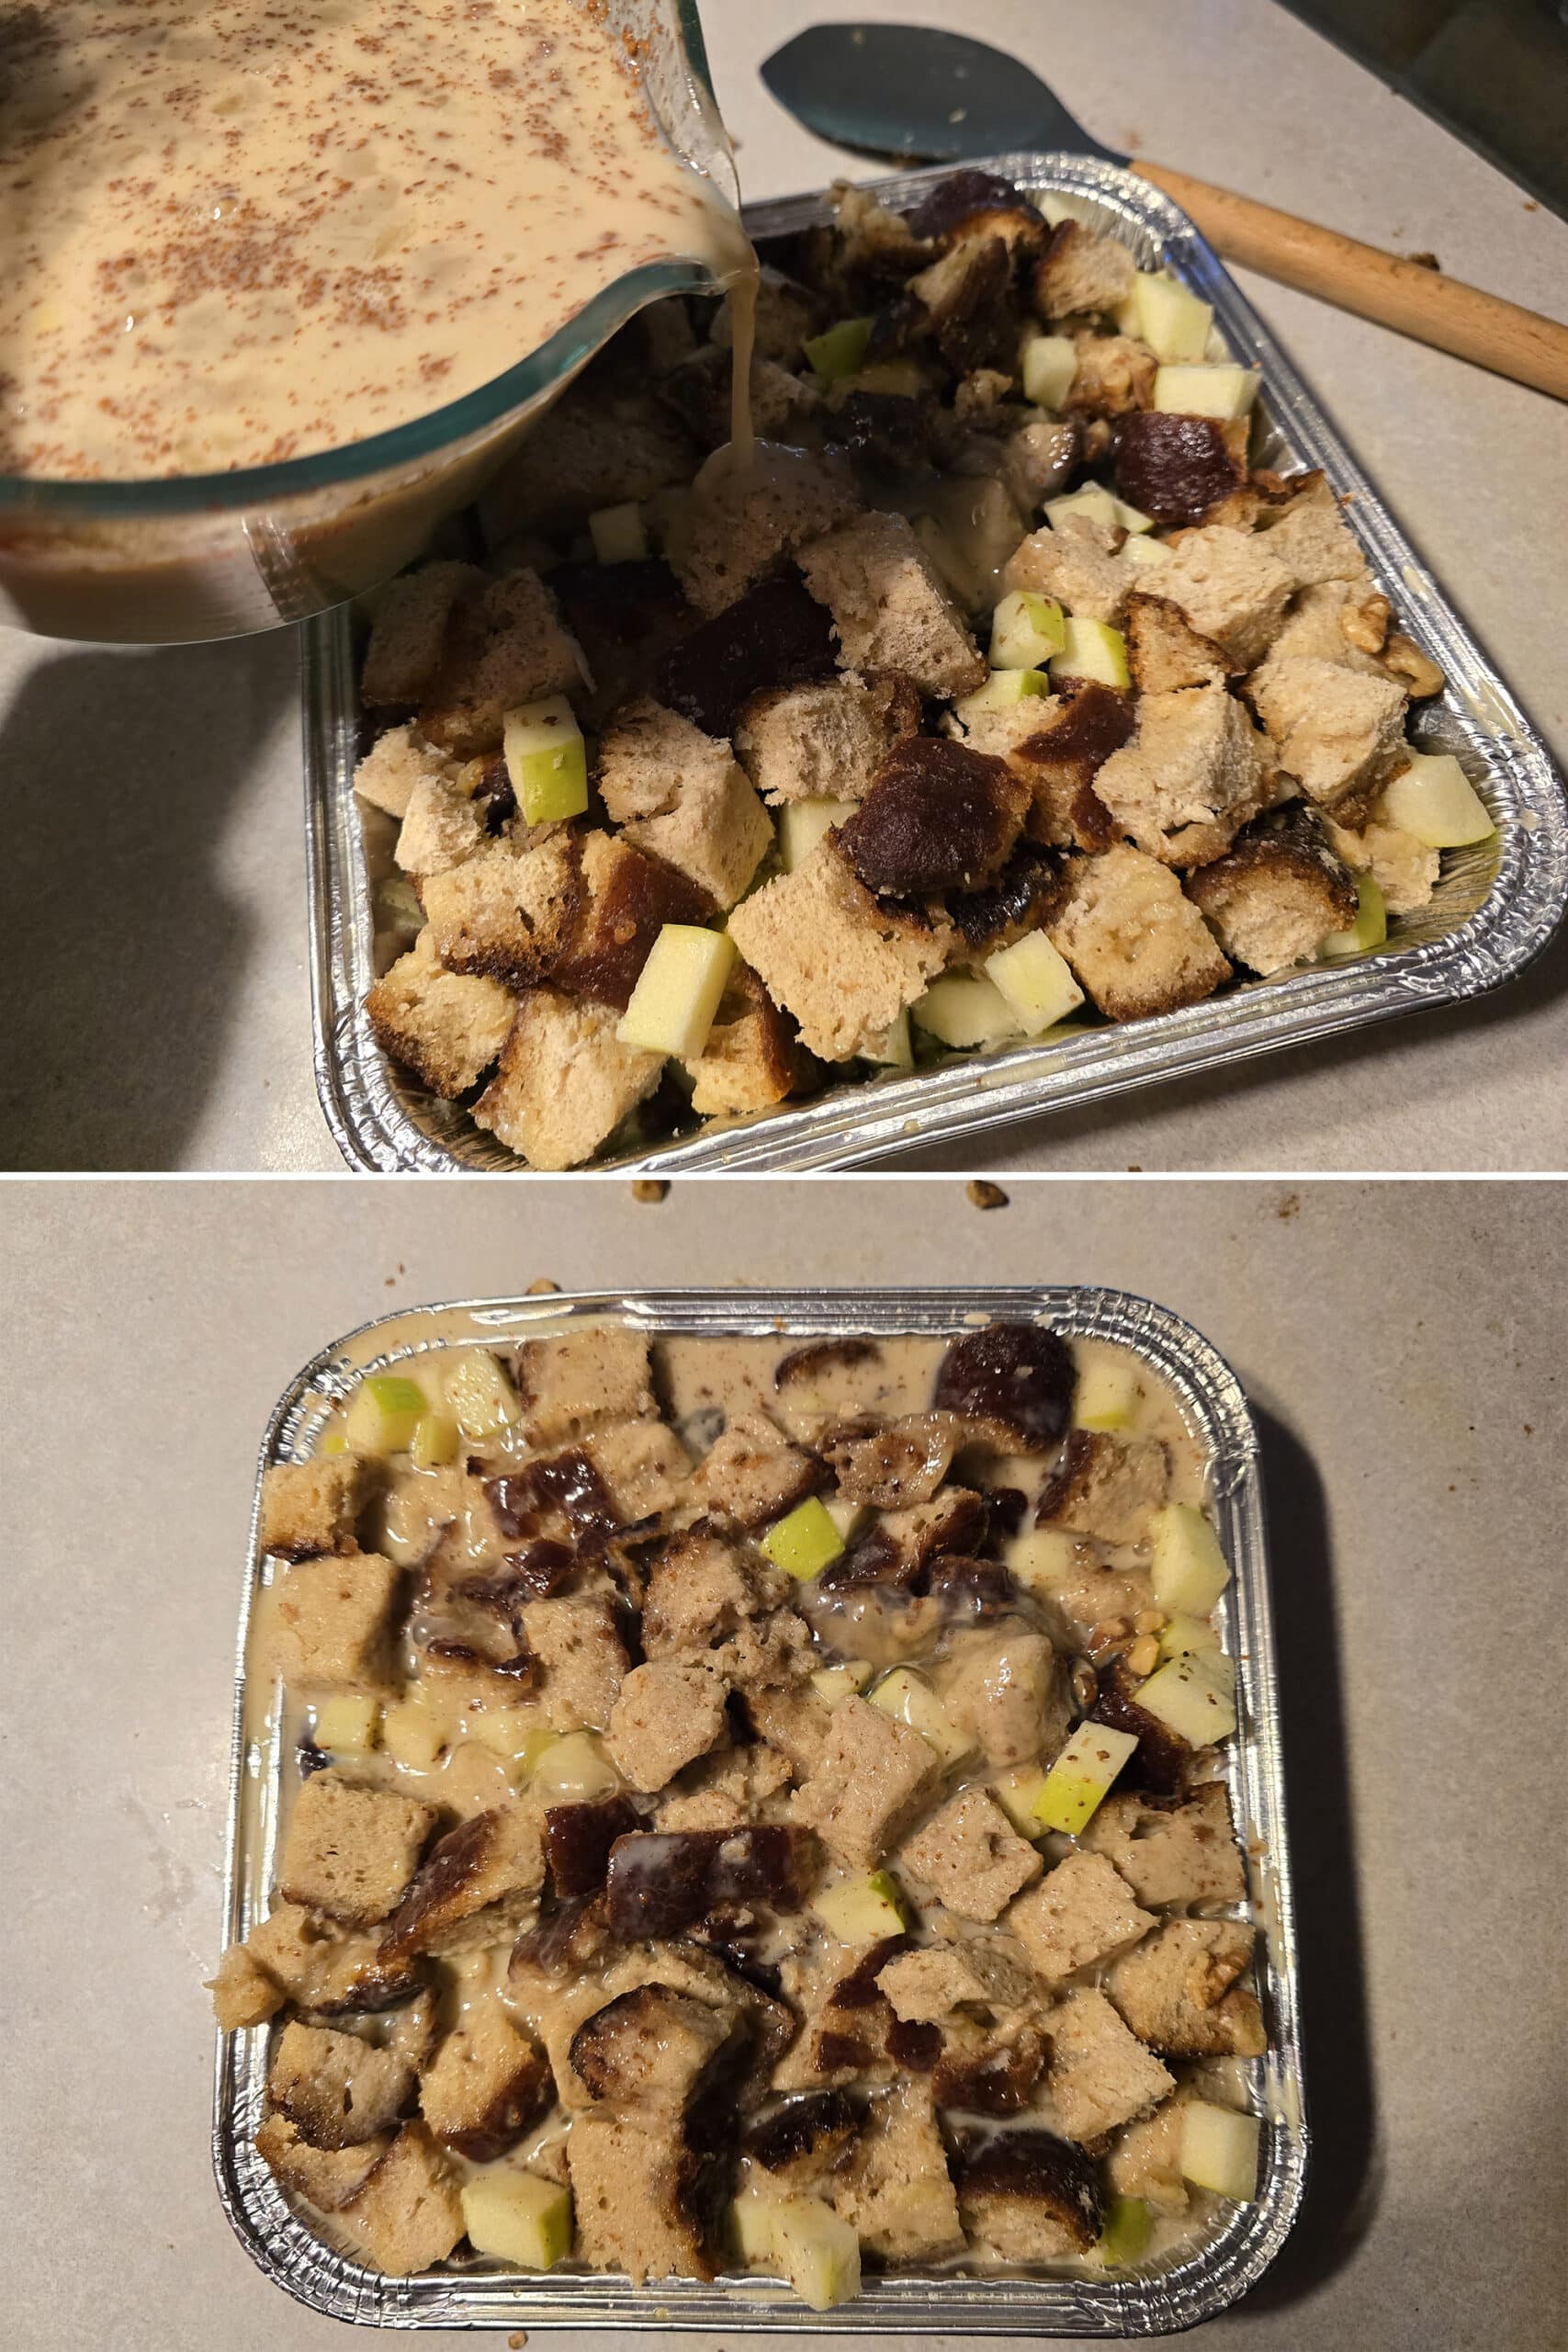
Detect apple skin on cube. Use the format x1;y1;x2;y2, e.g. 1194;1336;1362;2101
1021;332;1078;411
769;2196;863;2309
1321;871;1386;957
804;315;874;384
1098;2192;1154;2265
870;1667;973;1766
344;1374;426;1455
1116;271;1213;364
1150;1503;1231;1616
912;972;1023;1051
781;797;857;871
1048;617;1130;690
761;1495;846;1581
814;1868;910;1942
1152;362;1259;419
502;695;589;824
986;930;1085;1035
1381;751;1494;848
1074;1353;1141;1431
1135;1652;1237;1746
1036;1720;1138;1834
989;589;1066;670
461;2171;573;2269
1179;2101;1261;2201
588;501;648;564
993;1766;1053;1837
953;666;1051;724
616;922;737;1059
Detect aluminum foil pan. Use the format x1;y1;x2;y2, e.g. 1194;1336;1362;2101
302;155;1566;1172
214;1283;1307;2333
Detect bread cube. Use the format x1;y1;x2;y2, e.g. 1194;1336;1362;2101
362;562;483;707
1093;683;1267;866
960;683;1130;853
333;2120;466;2275
523;1594;629;1733
477;387;694;543
1046;1986;1174;2140
607;1658;730;1792
353;723;463;820
1082;1781;1247;1907
1037;1430;1170;1544
1325;811;1439;916
1008;1851;1154;1989
1155;525;1292;668
277;1772;438;1925
268;2019;414;2149
1033;220;1136;320
897;1788;1043;1922
568;2110;712;2282
683;969;800;1118
1258;472;1368;587
420;569;584;756
1003;514;1133;628
380;1803;546;1959
261;1455;377;1562
271;1552;404;1690
419;1996;551;2159
798;512;987;698
829;2083;964;2261
670;447;861;616
366;930;514;1098
518;1326;657;1443
1188;804;1359;973
735;671;920;805
727;841;952;1063
472;991;664;1171
1107;1919;1266;2055
1125;592;1231;695
1047;845;1232;1021
790;1695;942;1870
1248;655;1407;808
1066;327;1156;418
422;836;581;991
569;1983;733;2111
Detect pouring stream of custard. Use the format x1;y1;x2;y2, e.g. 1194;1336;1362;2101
0;0;757;482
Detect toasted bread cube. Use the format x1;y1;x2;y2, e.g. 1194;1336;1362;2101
1108;1919;1266;2055
1083;1782;1247;1907
353;723;463;820
1155;525;1292;669
791;1695;943;1870
524;1594;629;1733
277;1773;437;1925
472;991;664;1170
898;1787;1043;1922
362;562;483;707
1046;1986;1174;2141
1248;656;1407;808
261;1455;377;1562
957;2128;1101;2259
381;1804;546;1959
271;1552;404;1691
556;829;714;1009
952;683;1129;853
422;836;581;991
1093;684;1267;867
1047;845;1231;1021
1325;812;1439;916
517;1326;657;1443
641;1523;775;1657
670;447;861;615
1003;515;1134;628
1258;473;1367;588
798;511;987;698
392;769;490;879
1066;327;1156;418
1008;1851;1154;1989
420;1996;551;2159
690;1411;823;1531
829;2083;963;2261
569;1983;734;2111
683;970;800;1117
607;1657;729;1792
239;1900;423;2015
256;2112;394;2211
208;1942;287;2030
596;699;771;908
366;930;514;1098
420;569;583;756
1188;804;1359;973
268;2019;415;2150
479;387;695;542
333;2120;465;2275
1037;1430;1170;1544
728;841;952;1063
568;2110;713;2281
734;671;921;804
1125;592;1230;695
1034;220;1136;320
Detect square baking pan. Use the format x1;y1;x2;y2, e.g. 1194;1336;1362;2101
300;155;1568;1173
213;1283;1308;2331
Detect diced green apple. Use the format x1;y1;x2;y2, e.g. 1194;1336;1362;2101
1152;363;1259;419
529;1731;620;1800
769;2196;863;2310
953;666;1052;725
616;923;736;1058
1006;1526;1081;1594
1049;617;1130;690
781;797;857;871
822;1496;873;1544
468;1703;556;1769
1021;332;1078;411
588;500;649;564
1135;1653;1237;1747
381;1693;446;1770
863;1008;914;1069
847;357;927;398
870;1668;975;1767
1158;1612;1224;1661
911;972;1024;1050
804;315;874;383
1381;751;1494;847
761;1496;846;1581
411;1410;459;1469
502;695;589;824
1044;481;1156;536
1098;2192;1155;2265
1321;871;1386;957
729;2186;780;2266
1116;272;1214;364
461;2171;573;2269
1122;532;1174;570
1179;2101;1260;2202
344;1374;426;1455
444;1348;522;1440
1149;1503;1231;1616
314;1694;380;1755
990;588;1067;669
1035;1721;1138;1834
986;930;1085;1034
811;1661;874;1706
1074;1353;1142;1430
992;1767;1054;1838
813;1868;910;1943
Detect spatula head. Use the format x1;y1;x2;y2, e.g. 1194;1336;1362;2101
761;23;1127;168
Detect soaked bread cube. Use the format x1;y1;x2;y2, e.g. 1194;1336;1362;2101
830;2082;964;2261
419;1996;551;2159
1047;845;1231;1021
669;447;861;616
333;2120;466;2275
798;511;987;699
271;1552;405;1691
956;2128;1100;2259
568;2109;713;2281
234;1901;424;2018
1036;1430;1170;1544
607;1657;730;1792
1045;1986;1173;2140
208;1942;287;2031
1082;1782;1247;1907
472;991;664;1171
268;2019;415;2149
727;841;952;1063
255;2112;394;2211
261;1455;377;1562
277;1773;438;1925
1008;1851;1154;1989
1107;1918;1266;2055
898;1788;1043;1922
518;1327;658;1443
689;1411;824;1531
569;1982;734;2112
790;1695;942;1870
380;1803;546;1959
523;1593;629;1732
366;930;514;1099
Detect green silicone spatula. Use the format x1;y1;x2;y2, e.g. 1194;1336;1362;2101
760;22;1568;401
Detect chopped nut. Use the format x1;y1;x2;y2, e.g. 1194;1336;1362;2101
966;1181;1010;1210
1127;1634;1161;1678
525;1278;561;1295
630;1180;670;1203
1133;1610;1167;1634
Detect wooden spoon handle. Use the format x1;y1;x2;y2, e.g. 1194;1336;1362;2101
1134;159;1568;403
